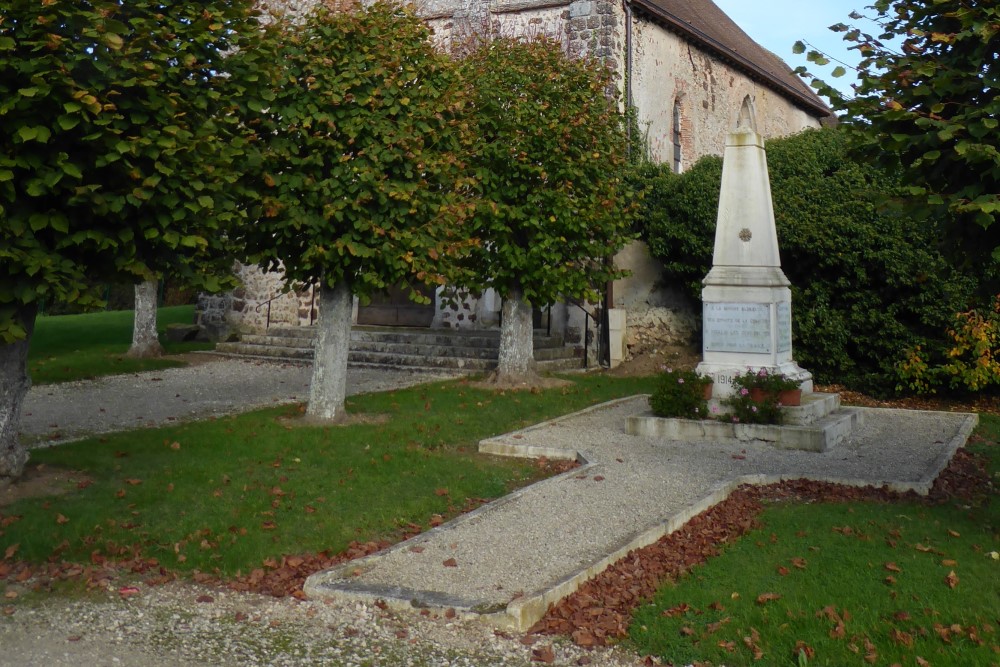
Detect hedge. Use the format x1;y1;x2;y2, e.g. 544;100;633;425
637;127;979;396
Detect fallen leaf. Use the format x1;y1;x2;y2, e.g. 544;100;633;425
55;514;69;525
442;558;457;568
593;476;605;482
679;626;695;636
125;478;142;486
3;543;18;560
196;594;214;603
409;546;425;553
941;559;957;566
947;529;960;538
945;570;959;589
429;514;444;527
434;488;449;496
916;657;930;667
890;628;914;647
261;521;277;530
884;562;902;572
790;557;807;569
756;592;781;605
661;603;690;617
444;608;456;619
531;644;556;663
793;641;815;660
118;586;140;598
777;566;789;576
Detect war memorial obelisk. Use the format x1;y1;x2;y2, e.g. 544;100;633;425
696;97;812;399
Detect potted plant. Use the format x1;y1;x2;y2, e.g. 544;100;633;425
649;368;713;419
722;368;802;425
733;367;802;406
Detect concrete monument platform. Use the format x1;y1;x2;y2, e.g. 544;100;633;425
627;392;864;452
304;396;977;631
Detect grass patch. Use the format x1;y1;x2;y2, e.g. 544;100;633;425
28;305;211;385
1;374;656;576
630;417;1000;667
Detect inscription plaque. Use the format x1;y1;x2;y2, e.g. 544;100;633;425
776;301;791;354
703;302;771;354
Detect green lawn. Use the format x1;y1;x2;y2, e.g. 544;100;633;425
629;418;1000;667
28;305;212;384
1;374;657;576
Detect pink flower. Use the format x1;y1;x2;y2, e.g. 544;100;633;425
732;416;740;423
740;388;749;396
751;405;758;413
757;368;768;377
678;378;685;384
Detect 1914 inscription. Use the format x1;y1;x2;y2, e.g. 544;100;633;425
703;302;771;354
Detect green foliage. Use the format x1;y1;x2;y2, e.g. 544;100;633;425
794;1;1000;266
3;374;657;574
232;2;472;299
637;158;720;298
898;296;1000;393
649;368;711;419
457;37;634;306
0;0;260;343
637;128;978;395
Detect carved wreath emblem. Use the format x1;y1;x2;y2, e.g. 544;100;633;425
739;228;753;242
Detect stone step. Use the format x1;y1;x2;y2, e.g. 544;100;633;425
216;325;583;373
258;326;566;350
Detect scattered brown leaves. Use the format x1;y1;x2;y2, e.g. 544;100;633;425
531;448;991;648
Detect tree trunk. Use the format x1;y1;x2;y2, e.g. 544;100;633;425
495;287;537;379
127;280;163;358
307;280;352;421
0;304;37;480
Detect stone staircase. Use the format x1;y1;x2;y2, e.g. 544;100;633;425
214;325;584;373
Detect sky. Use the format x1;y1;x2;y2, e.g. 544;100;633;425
710;0;880;100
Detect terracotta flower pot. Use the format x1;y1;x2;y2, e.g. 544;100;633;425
778;388;802;406
749;388;769;403
702;383;714;400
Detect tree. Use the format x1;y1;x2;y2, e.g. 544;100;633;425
794;0;1000;266
0;0;260;478
232;2;473;422
128;279;163;359
457;37;633;383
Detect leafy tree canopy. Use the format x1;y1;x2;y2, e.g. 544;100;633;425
0;0;260;342
233;1;474;300
457;37;634;306
794;0;1000;263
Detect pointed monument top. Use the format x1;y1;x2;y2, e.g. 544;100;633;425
735;96;758;134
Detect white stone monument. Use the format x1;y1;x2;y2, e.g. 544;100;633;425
696;97;812;399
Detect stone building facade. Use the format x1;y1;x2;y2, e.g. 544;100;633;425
204;0;830;362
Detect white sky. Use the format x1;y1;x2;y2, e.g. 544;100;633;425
711;0;883;99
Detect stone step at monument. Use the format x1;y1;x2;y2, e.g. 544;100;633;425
214;325;582;373
626;393;865;453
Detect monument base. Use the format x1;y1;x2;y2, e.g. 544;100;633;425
696;359;813;399
626;393;863;453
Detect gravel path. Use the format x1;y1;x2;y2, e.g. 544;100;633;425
308;397;975;631
19;355;456;445
5;356;647;666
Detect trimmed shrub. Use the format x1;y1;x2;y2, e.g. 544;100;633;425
638;127;978;396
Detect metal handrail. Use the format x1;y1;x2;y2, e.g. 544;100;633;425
254;293;284;329
565;298;601;370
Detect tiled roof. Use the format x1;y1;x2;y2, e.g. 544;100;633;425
630;0;831;117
